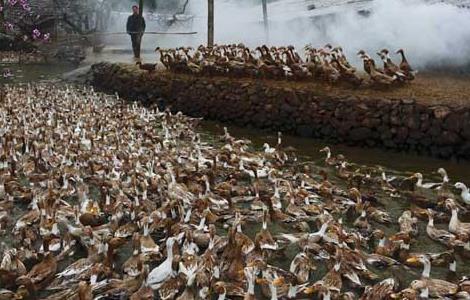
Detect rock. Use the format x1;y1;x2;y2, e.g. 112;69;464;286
443;113;462;132
390;114;401;126
361;118;381;128
436;131;461;145
395;127;409;142
432;106;451;120
428;120;442;137
462;123;470;140
349;127;372;141
402;98;416;105
404;114;420;130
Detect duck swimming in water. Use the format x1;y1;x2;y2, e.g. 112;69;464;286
406;254;458;298
446;198;470;237
455;182;470;205
0;83;465;300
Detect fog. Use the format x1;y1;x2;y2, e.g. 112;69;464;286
108;0;470;69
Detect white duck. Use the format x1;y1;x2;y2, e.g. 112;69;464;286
263;143;276;154
455;183;470;205
148;237;176;289
446;199;470;236
415;172;444;189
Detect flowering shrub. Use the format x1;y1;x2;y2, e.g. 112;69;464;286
1;0;50;42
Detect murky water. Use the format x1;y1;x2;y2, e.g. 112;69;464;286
200;121;470;183
0;63;76;84
3;61;470;297
199;121;470;290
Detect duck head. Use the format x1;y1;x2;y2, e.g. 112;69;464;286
406;254;430;266
437;168;449;182
319;146;331;156
212;282;227;297
348;188;362;202
455;182;467;191
426;208;435;218
357;50;370;59
376;52;386;61
445;198;457;210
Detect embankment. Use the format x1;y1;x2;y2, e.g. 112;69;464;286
89;62;470;160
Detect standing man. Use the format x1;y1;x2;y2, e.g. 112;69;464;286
126;5;146;59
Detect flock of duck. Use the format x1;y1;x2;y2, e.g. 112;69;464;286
137;44;417;86
0;83;470;300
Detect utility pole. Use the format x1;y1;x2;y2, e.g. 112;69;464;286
139;0;144;16
208;0;214;47
262;0;269;42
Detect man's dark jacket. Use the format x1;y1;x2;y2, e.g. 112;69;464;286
127;14;146;34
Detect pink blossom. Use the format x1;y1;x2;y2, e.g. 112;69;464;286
4;22;14;31
32;28;41;39
42;33;50;42
21;3;30;11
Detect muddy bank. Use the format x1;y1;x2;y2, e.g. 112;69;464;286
89;62;470;160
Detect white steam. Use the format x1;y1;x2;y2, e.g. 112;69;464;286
105;0;470;69
184;0;470;68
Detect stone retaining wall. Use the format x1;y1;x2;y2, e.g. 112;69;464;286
90;62;470;160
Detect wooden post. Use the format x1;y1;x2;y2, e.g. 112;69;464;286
139;0;144;16
207;0;214;47
262;0;269;42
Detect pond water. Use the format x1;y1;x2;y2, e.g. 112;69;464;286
199;121;470;289
3;60;470;297
0;63;76;84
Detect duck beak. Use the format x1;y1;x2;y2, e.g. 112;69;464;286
304;287;315;294
272;277;285;286
406;257;418;264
